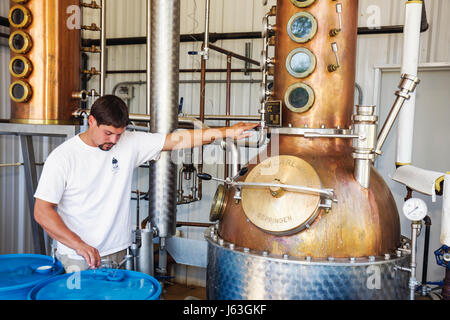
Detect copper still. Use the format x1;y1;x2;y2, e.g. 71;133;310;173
8;0;81;124
205;0;410;300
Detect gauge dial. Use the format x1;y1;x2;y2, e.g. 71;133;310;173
402;198;428;221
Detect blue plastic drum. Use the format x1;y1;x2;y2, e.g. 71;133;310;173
0;254;64;300
28;268;162;300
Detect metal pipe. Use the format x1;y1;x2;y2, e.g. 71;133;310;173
0;163;23;168
355;82;364;105
81;32;262;47
106;68;261;74
158;237;168;276
198;43;206;198
176;221;214;228
352;105;378;188
100;0;107;96
226;55;232;127
209;44;260;66
112;79;261;86
203;0;210;60
81;19;432;47
137;227;154;276
421;216;432;288
396;0;423;166
0;16;9;27
409;221;421;300
79;0;430;49
444;267;450;300
81;53;89;109
220;139;239;179
73;109;260;122
149;0;180;238
225;55;232;179
374;74;420;156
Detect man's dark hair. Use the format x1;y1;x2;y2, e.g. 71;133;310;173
90;95;130;128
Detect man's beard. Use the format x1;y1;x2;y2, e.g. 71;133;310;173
98;143;115;151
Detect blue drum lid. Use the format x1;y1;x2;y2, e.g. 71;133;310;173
0;254;64;292
28;269;162;300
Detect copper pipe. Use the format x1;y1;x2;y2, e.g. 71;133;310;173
176;221;214;228
198;44;207;200
141;216;212;230
224;54;232;179
226;55;232;127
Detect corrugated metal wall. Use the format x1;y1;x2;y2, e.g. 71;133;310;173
1;0;449;287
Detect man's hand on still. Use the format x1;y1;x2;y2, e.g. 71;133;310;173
226;122;260;140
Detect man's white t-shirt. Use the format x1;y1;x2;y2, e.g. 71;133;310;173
34;130;166;260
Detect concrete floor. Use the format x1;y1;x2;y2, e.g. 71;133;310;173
159;283;443;300
161;282;207;300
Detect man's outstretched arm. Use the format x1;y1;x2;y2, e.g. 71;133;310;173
162;122;259;151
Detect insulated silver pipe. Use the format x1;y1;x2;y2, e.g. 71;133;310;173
149;0;180;238
220;139;239;178
100;0;107;96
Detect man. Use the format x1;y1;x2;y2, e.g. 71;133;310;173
34;95;258;272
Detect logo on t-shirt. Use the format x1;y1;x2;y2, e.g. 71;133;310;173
112;157;119;173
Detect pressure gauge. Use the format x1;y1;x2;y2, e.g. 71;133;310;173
402;198;428;221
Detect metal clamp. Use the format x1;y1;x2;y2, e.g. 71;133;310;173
351;105;378;188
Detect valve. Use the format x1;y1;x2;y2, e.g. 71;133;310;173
329;3;343;37
435;245;450;268
328;42;340;72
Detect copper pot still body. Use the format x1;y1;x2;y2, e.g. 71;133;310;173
217;0;401;259
8;0;81;124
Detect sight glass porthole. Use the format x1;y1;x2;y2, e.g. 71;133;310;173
9;56;33;78
287;11;317;43
286;48;316;78
284;83;315;113
9;5;32;29
9;30;32;54
289;0;316;8
10;80;32;103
